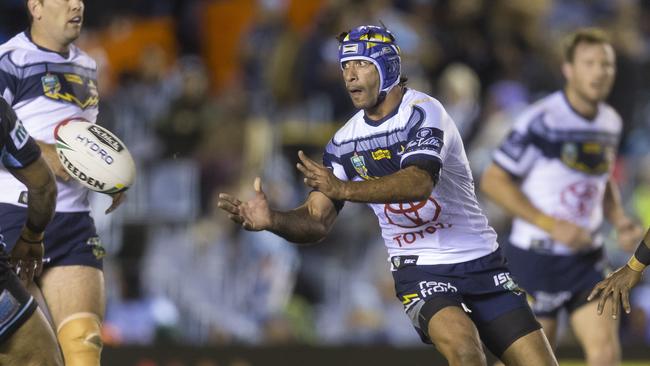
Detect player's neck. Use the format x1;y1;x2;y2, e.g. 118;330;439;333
365;86;404;121
29;26;70;54
563;87;598;120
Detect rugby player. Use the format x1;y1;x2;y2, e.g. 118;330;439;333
481;28;643;366
0;1;125;364
219;25;558;366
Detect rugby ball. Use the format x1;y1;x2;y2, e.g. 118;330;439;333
54;119;135;194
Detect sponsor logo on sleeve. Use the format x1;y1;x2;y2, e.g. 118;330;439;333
10;119;29;150
405;127;443;154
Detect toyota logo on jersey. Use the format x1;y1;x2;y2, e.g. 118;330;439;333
384;197;441;228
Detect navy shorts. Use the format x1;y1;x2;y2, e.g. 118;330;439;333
0;250;37;345
504;243;607;317
0;203;104;270
392;248;539;356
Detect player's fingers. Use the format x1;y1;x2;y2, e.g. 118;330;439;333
622;288;632;314
217;200;239;213
303;177;317;188
34;259;43;278
218;193;241;206
597;290;608;315
254;177;263;193
588;282;605;301
298;150;320;168
228;214;244;224
612;289;620;319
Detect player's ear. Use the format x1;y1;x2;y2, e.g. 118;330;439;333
561;62;572;82
28;0;43;21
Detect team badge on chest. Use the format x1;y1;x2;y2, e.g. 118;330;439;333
42;73;61;95
350;152;370;180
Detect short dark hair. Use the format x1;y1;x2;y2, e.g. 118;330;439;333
563;28;611;63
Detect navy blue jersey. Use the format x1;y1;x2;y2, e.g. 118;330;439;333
0;97;40;170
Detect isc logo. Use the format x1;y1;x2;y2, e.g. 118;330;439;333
493;272;513;287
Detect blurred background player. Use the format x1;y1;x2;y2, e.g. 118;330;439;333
0;1;125;365
218;25;558;366
589;228;650;319
480;28;643;366
0;97;61;365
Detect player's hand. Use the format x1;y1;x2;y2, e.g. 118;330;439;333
10;233;44;286
217;177;272;231
38;142;71;181
588;265;643;319
549;219;592;249
614;217;644;252
296;150;346;200
105;191;126;214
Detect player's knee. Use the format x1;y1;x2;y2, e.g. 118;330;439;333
436;340;486;366
584;341;620;366
57;312;103;366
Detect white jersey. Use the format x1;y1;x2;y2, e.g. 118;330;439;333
0;32;99;212
493;91;621;255
323;89;498;264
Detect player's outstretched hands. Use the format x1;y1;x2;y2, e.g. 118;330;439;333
588;265;643;319
296;150;345;200
550;219;592;249
218;177;272;231
39;142;71;181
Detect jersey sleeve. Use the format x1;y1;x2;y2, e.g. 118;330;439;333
491;110;544;178
322;139;347;212
0;97;40;169
399;101;447;169
0;52;20;104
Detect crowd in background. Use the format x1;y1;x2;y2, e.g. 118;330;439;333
2;0;650;348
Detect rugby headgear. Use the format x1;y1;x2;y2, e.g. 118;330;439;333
338;25;401;96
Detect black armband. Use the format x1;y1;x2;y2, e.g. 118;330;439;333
634;240;650;266
403;159;442;186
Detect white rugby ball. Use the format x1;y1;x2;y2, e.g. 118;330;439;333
54;119;136;194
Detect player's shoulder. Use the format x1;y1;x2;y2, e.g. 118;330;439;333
597;102;622;128
331;110;365;145
511;91;561;129
401;88;446;116
0;32;30;65
69;44;97;70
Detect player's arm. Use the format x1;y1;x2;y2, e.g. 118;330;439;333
0;98;57;283
603;177;643;251
297;151;434;204
8;156;57;239
480;162;591;248
218;177;339;244
35;140;70;181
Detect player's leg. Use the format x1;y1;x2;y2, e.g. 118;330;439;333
499;328;556;366
0;308;63;366
570;299;620;366
536;317;558;349
427;304;487;366
39;265;105;366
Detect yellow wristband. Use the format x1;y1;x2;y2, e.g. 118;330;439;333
627;256;647;273
534;215;555;232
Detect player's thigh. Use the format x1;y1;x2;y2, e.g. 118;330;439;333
570;300;620;361
428;305;486;364
500;329;557;366
0;308;63;366
39;265;105;326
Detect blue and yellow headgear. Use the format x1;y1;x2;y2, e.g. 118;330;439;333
338;25;402;96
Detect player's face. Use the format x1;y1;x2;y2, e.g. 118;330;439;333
564;42;616;103
342;60;381;109
34;0;85;45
